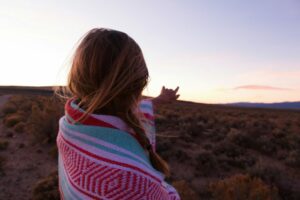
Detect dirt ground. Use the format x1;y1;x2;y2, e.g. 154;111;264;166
0;95;57;200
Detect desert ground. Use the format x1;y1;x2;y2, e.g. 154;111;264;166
0;94;300;200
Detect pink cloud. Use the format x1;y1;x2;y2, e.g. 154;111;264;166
234;85;292;91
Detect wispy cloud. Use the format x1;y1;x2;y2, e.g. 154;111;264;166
234;85;292;91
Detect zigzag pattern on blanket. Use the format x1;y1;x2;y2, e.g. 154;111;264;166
57;99;180;200
58;134;175;199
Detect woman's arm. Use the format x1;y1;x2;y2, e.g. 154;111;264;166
138;86;180;150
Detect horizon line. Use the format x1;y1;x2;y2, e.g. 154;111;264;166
0;85;299;105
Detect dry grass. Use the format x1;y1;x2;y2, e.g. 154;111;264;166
0;155;6;174
1;95;300;199
209;174;280;200
1;102;18;115
0;139;9;150
155;101;300;199
3;113;26;128
172;180;198;200
14;121;25;133
32;171;59;200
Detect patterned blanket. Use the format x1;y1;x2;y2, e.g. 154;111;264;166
57;99;180;200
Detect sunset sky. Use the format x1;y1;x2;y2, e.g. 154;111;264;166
0;0;299;103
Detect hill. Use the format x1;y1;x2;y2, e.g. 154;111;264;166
225;101;300;110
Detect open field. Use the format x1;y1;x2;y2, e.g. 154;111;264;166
0;94;299;200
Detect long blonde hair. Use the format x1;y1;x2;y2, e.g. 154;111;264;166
67;28;170;176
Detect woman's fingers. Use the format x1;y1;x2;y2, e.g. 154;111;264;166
162;86;179;94
153;86;180;105
159;86;180;99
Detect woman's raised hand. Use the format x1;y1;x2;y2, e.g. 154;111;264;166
152;86;180;105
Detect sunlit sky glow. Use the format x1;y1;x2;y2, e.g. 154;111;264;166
0;0;299;103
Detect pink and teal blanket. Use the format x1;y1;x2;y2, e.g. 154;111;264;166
57;99;180;200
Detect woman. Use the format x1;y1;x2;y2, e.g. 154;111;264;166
57;28;180;200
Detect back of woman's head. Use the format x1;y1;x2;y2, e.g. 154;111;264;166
67;28;170;176
68;28;148;115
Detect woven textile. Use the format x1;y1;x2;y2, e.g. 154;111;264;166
57;99;180;200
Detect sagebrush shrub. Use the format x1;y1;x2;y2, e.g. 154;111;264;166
32;171;59;200
14;121;25;133
0;156;6;173
285;150;300;168
1;102;18;115
3;113;26;127
25;97;64;143
172;180;198;200
210;174;280;200
2;95;64;144
196;151;218;176
0;139;9;150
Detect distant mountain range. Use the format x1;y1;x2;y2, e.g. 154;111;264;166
224;101;300;110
